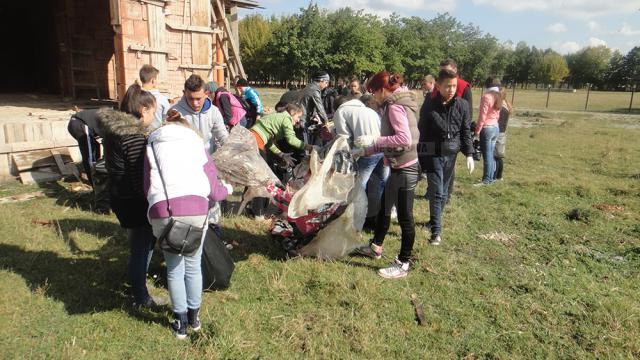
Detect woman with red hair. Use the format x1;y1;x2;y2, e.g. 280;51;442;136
353;71;420;279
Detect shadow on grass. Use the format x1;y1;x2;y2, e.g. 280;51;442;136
0;218;166;325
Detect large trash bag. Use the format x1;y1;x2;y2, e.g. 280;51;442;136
212;126;282;187
297;202;360;259
288;136;354;218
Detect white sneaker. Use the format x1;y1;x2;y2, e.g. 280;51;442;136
378;258;410;279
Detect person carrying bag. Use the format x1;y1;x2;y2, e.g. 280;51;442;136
144;117;229;339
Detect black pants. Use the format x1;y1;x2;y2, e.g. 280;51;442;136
493;157;503;180
372;163;419;263
67;117;100;184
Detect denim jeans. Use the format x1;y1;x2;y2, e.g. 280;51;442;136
372;163;419;263
128;224;156;304
151;215;206;313
480;125;499;183
425;154;457;235
356;154;389;218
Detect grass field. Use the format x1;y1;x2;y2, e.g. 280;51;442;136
0;92;639;358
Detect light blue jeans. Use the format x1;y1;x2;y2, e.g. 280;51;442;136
151;215;207;313
480;125;499;183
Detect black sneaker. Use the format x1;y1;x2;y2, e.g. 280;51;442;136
171;312;188;339
429;234;442;246
187;308;201;332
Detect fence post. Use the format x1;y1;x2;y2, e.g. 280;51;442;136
584;83;591;111
511;83;516;105
545;84;551;109
630;85;636;113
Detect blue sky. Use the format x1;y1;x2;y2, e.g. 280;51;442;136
240;0;640;54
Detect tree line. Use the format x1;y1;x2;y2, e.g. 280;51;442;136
239;4;640;91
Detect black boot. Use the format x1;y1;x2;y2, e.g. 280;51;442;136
171;312;188;339
187;308;201;331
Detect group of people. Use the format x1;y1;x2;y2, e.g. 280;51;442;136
67;58;511;339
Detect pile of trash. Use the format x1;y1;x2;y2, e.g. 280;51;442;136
214;129;364;260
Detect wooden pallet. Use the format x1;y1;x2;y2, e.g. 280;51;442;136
11;147;80;184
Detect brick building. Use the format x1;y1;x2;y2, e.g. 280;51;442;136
0;0;259;100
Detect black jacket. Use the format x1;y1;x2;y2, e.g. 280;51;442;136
300;82;329;126
418;95;474;159
97;109;149;228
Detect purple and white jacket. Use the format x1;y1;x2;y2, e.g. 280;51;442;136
143;123;228;220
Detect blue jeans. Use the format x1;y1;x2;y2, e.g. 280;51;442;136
425;154;457;235
480;125;499;183
128;225;156;304
151;215;206;313
356;154;389;218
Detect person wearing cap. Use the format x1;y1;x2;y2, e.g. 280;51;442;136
300;71;331;145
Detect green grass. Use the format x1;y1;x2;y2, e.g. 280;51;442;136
1;106;639;358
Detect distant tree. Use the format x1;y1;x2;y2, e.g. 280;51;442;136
264;15;303;84
533;51;569;87
325;8;385;80
603;50;626;90
506;42;533;88
622;46;640;88
295;3;331;78
238;15;273;83
566;46;611;89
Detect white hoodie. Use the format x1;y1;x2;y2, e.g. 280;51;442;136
332;99;381;147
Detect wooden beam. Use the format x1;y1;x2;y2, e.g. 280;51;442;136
12;148;73;172
212;0;245;78
166;23;221;35
179;64;213;70
128;44;169;54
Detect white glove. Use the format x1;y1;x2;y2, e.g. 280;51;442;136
354;135;377;148
221;180;233;195
350;148;365;158
466;156;475;174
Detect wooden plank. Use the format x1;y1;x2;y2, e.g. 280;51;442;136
128;44;169;54
166;22;220;34
51;150;71;175
12;148;73;172
19;167;63;184
147;3;167;80
191;0;212;79
179;63;213;70
0;191;47;204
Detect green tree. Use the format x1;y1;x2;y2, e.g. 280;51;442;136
566;46;611;88
622;47;640;88
238;14;273;82
295;3;331;78
325;8;385;80
604;50;626;90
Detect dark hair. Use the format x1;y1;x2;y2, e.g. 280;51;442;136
139;65;159;84
285;103;303;115
360;94;378;110
334;95;357;111
484;76;503;110
484;76;501;89
366;71;404;93
288;83;297;91
440;58;458;69
235;78;249;87
120;83;156;119
184;74;205;92
312;70;329;81
437;69;458;83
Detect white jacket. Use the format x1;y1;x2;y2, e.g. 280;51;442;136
332;99;381;147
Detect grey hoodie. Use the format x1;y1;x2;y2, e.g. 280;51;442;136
171;96;228;153
332;99;381;147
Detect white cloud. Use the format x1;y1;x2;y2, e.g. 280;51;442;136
326;0;456;17
552;41;581;54
588;37;607;47
545;23;567;33
587;21;601;32
618;22;640;36
471;0;639;19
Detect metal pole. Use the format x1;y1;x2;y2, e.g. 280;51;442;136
630;85;636;113
511;83;516;105
584;83;591;111
546;85;551;109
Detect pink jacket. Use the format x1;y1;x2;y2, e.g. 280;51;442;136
216;92;247;126
475;92;500;134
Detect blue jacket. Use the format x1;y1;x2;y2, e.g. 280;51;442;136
243;86;263;115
